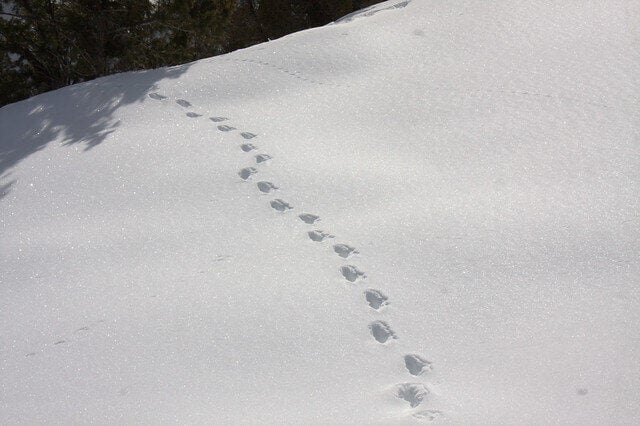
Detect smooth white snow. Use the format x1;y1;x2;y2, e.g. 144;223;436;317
1;0;639;423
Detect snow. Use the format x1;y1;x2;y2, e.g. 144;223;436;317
1;0;639;423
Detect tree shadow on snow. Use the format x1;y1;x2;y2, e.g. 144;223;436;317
0;64;192;200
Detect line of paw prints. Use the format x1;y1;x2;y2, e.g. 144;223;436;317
218;58;344;88
148;91;443;421
212;55;615;112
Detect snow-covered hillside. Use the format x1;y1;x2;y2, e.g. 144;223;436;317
1;0;639;423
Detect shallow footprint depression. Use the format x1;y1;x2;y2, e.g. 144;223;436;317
308;230;333;242
241;132;257;139
369;320;396;343
255;154;272;164
257;181;278;193
333;244;358;258
299;213;320;224
270;199;292;212
404;354;432;376
364;289;388;310
396;383;429;408
239;167;258;180
340;265;365;282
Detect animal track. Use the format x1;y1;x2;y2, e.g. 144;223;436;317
257;181;277;193
226;57;345;88
270;199;292;211
364;289;389;310
369;320;396;343
413;410;442;422
299;213;320;224
308;230;333;242
148;92;166;100
239;167;257;180
333;244;358;258
24;319;106;357
404;354;432;376
255;154;272;164
396;383;429;408
340;265;365;282
187;101;444;420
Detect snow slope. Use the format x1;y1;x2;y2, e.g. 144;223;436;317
1;0;639;423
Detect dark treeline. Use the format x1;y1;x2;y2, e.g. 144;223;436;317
0;0;381;107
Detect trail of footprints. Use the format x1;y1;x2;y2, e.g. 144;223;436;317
222;58;343;88
147;91;442;420
23;320;105;358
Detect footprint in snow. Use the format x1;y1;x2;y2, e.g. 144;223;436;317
218;125;236;132
241;132;257;139
392;0;410;9
210;117;228;122
270;199;292;212
299;213;320;224
148;92;166;100
241;143;257;152
257;181;278;193
308;230;333;242
413;410;443;422
239;167;257;180
176;99;192;108
340;265;365;282
255;154;272;164
396;383;429;408
369;320;396;343
364;289;389;310
186;112;202;118
404;354;432;376
333;244;358;258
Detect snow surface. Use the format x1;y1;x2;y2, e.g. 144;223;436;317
1;0;639;423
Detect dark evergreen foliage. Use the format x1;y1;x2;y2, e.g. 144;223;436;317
0;0;382;106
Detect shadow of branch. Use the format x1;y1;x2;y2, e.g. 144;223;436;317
0;63;191;200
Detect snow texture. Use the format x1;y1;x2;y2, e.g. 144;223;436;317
1;0;639;423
